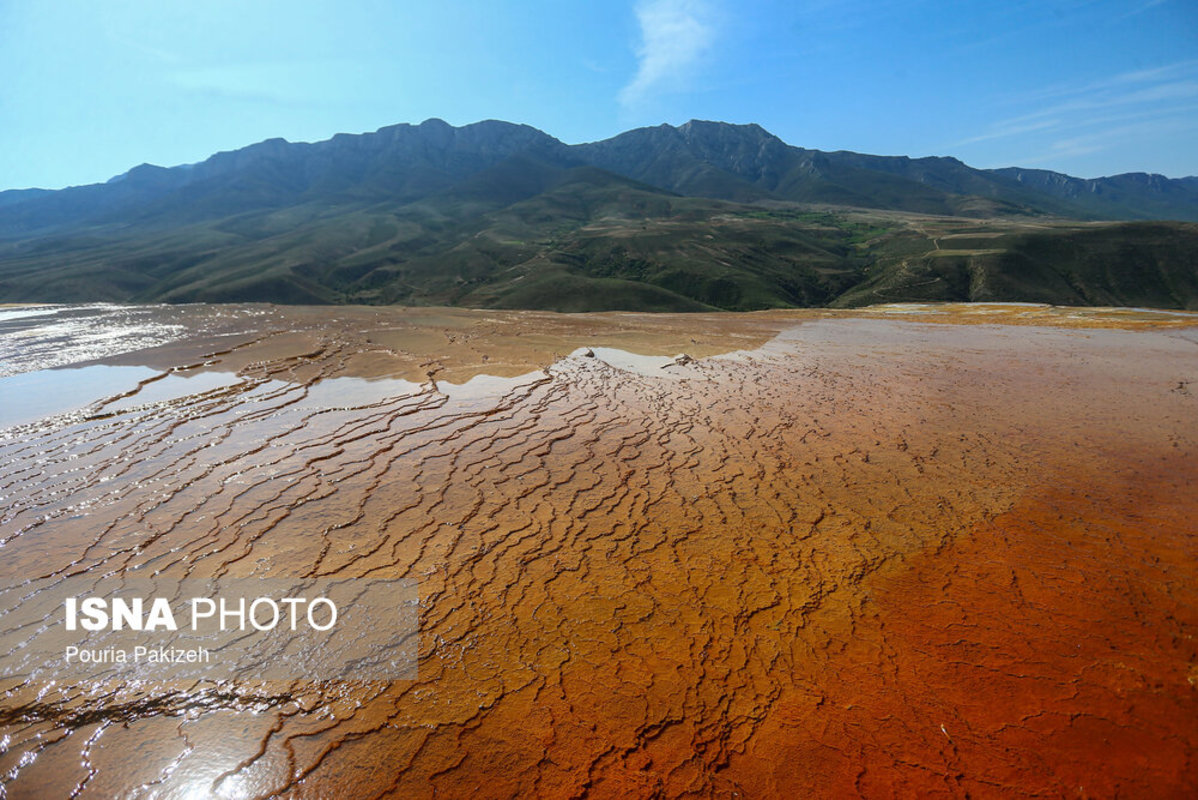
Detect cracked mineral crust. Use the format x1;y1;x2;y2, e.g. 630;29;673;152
0;303;1194;798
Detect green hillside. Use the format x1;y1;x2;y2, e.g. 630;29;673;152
2;119;1197;311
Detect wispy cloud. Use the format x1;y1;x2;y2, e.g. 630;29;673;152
1002;59;1198;108
618;0;714;109
1121;0;1170;19
1014;116;1198;167
952;60;1198;167
954;118;1062;147
165;60;364;106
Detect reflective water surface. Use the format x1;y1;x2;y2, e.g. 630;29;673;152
0;365;159;428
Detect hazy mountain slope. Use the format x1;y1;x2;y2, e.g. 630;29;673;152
572;120;1198;221
833;221;1198;309
0;165;865;310
0;119;570;237
986;168;1198;221
572;121;992;215
2;118;1197;311
7;118;1198;238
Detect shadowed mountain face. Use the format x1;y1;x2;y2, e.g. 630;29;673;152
2;119;1197;310
0;119;573;235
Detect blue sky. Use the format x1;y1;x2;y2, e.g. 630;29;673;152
1;0;1195;190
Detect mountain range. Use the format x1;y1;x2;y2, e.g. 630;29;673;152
1;118;1196;311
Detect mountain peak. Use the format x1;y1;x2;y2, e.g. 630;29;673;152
107;163;166;184
3;116;1198;311
678;119;776;139
5;116;1198;244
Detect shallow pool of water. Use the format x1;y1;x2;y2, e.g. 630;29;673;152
0;364;158;428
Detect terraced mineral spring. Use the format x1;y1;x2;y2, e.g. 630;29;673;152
0;303;1195;798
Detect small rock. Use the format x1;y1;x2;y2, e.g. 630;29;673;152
667;353;695;367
